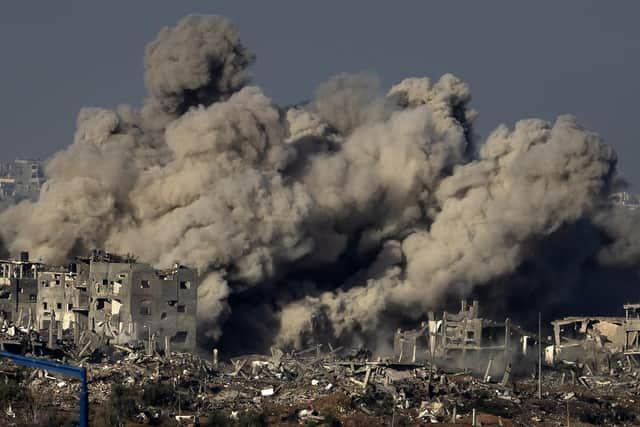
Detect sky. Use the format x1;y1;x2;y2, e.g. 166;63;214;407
1;1;639;185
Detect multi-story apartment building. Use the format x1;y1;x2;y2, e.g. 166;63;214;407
0;252;39;327
0;250;199;353
85;251;198;351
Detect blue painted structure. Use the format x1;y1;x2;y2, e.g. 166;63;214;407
0;351;88;427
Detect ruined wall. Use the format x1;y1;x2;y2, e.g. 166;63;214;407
129;265;198;352
88;261;136;344
36;269;83;330
86;259;198;352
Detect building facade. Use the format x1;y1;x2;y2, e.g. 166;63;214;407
0;251;199;353
0;159;45;203
0;252;39;327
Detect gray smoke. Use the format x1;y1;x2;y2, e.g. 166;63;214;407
143;14;255;127
277;116;616;344
594;206;640;265
0;14;634;352
107;86;312;283
310;73;386;135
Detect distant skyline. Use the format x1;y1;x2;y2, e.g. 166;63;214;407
1;1;639;186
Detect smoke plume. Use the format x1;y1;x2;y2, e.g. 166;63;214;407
1;14;637;353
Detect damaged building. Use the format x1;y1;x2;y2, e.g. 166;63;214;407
0;251;39;327
545;304;640;372
0;250;199;353
394;300;536;375
624;303;640;363
548;316;626;367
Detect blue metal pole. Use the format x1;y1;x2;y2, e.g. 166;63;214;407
0;351;88;427
80;367;88;427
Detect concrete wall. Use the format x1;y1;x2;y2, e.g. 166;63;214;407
128;265;198;352
87;259;198;352
37;270;79;330
88;261;137;344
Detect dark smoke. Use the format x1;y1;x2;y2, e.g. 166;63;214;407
1;14;638;355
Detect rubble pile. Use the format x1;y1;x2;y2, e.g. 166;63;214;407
3;340;640;425
4;300;640;425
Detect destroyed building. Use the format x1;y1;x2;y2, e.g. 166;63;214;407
394;300;535;374
545;303;640;372
0;252;40;328
548;315;626;367
0;250;199;353
624;304;640;363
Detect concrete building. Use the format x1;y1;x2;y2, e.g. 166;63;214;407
394;300;534;376
84;250;198;353
547;315;625;368
0;252;40;327
37;262;89;333
0;159;45;202
0;250;199;354
624;303;640;361
546;304;640;368
0;177;16;199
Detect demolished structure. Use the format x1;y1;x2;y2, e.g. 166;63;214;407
624;303;640;363
394;300;536;377
0;250;198;354
0;293;639;425
546;303;640;375
549;315;625;367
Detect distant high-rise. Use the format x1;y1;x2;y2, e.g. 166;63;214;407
0;159;45;203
